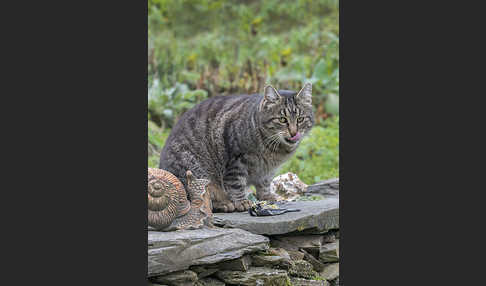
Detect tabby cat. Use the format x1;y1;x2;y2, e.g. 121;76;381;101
159;83;314;212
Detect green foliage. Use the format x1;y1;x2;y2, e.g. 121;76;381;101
278;116;339;184
149;82;208;128
148;120;168;148
148;120;170;168
148;0;339;184
148;0;339;128
148;155;160;169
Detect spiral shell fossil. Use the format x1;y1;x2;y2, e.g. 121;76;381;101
148;168;213;231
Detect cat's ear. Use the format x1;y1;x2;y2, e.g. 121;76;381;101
295;82;312;106
263;84;281;102
260;84;281;111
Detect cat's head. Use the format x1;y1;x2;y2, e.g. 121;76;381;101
258;83;315;151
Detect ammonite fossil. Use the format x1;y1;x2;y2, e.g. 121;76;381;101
148;168;213;231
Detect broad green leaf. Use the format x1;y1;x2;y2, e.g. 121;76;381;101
312;59;327;81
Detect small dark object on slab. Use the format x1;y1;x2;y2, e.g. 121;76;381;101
248;201;301;216
214;199;339;235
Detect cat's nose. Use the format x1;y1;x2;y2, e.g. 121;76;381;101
289;124;298;137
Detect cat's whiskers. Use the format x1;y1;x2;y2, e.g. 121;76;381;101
262;133;281;153
273;132;283;152
270;132;284;153
262;133;279;148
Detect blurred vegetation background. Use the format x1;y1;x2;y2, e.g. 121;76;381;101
148;0;339;184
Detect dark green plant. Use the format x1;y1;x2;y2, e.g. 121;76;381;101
149;82;208;128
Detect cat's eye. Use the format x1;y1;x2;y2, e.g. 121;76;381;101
279;117;287;123
298;117;305;123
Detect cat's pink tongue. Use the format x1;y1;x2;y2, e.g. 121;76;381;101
289;132;302;142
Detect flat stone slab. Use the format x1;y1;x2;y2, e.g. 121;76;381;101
216;267;289;286
148;227;269;277
213;199;339;235
306;178;339;197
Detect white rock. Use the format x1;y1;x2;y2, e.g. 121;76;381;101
270;172;308;201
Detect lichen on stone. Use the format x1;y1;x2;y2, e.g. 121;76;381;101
288;260;317;279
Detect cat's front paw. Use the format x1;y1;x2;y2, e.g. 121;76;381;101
212;200;235;213
233;199;252;212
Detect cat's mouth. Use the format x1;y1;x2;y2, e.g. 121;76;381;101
284;132;302;144
284;138;298;144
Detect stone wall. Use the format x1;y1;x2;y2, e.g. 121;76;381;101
148;181;339;286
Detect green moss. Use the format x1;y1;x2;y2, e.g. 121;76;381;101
288;260;317;279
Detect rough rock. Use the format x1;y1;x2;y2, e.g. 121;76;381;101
270;172;308;201
290;278;330;286
268;248;292;261
319;241;339;263
190;266;219;279
151;270;198;286
284;228;332;235
214;199;339;235
272;235;324;257
216;267;289;286
217;255;252;271
319;263;339;281
322;232;337;243
330;277;339;286
195;277;225;286
270;238;299;251
301;249;326;272
251;254;291;269
306;178;339;197
288;260;317;279
191;255;252;277
148;227;269;277
274;234;324;248
333;230;340;239
287;250;305;261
